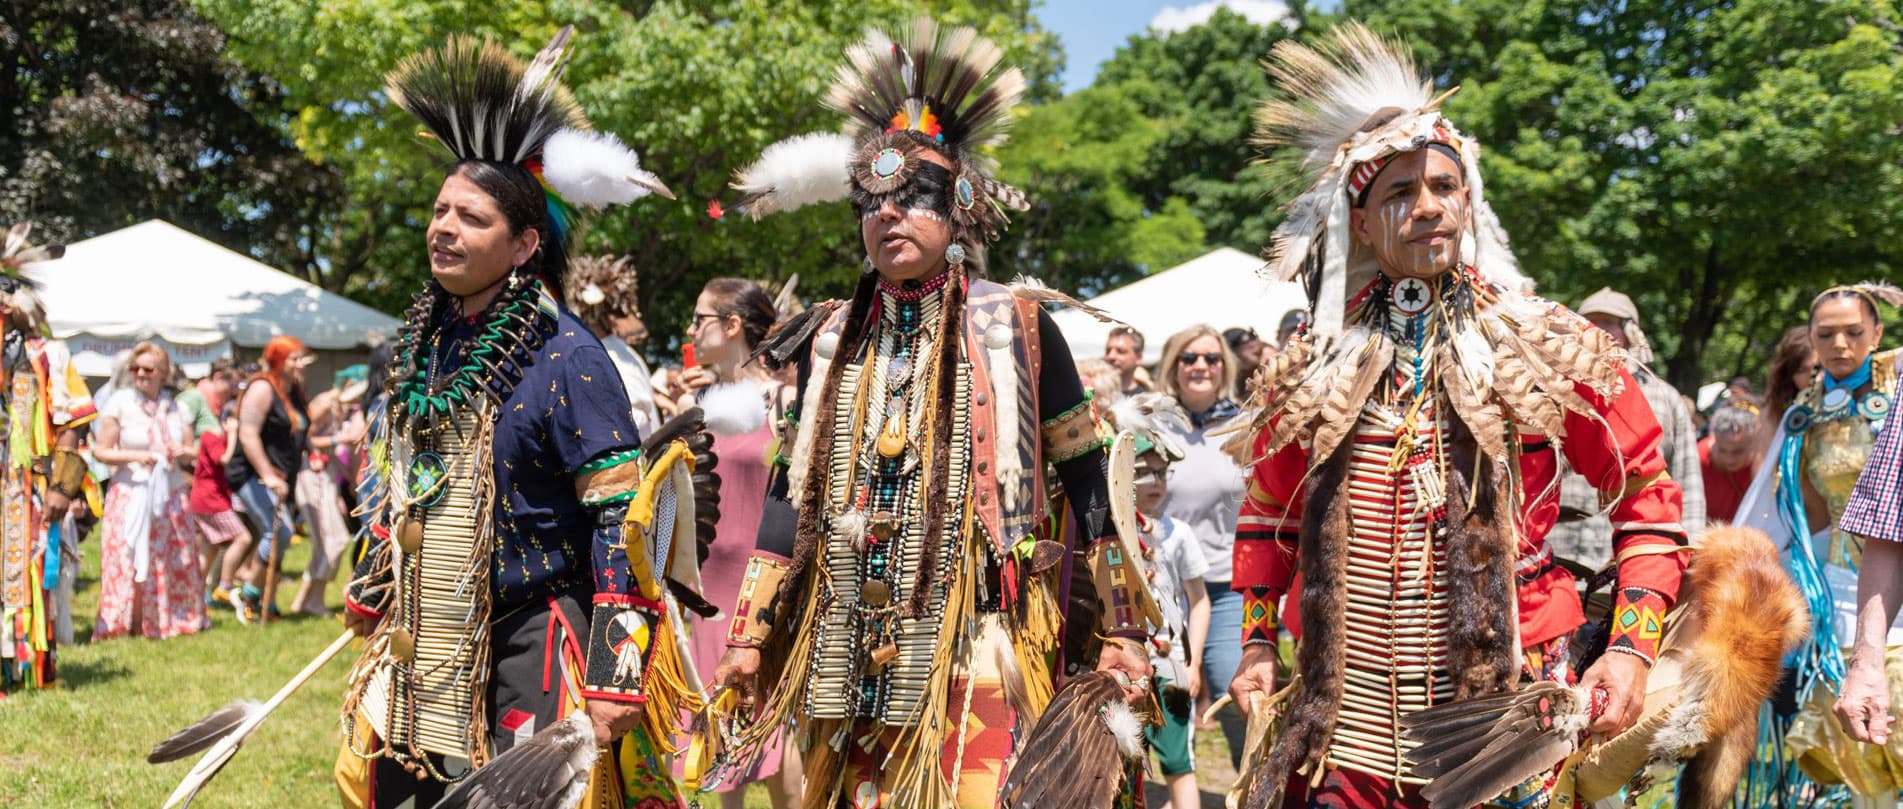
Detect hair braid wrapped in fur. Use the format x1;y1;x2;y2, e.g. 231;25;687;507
1244;440;1354;809
784;269;881;595
906;277;965;616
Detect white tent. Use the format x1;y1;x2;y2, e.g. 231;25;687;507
23;220;399;378
1050;247;1307;364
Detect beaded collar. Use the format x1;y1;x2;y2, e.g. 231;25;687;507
388;276;560;429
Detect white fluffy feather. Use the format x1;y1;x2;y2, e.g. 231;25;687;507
1101;701;1146;760
698;380;769;437
541;128;661;208
731;132;854;218
835;507;868;554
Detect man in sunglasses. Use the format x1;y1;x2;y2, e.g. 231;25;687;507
1226;26;1691;808
713;20;1154;806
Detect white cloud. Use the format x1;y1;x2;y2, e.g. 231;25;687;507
1149;0;1292;33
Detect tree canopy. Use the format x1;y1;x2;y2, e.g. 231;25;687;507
7;1;1899;385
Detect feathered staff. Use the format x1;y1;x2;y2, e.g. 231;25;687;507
149;631;355;808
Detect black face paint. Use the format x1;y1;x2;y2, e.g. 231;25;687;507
851;161;956;220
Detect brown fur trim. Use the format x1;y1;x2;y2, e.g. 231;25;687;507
1674;527;1808;809
1439;415;1520;698
1243;439;1354;809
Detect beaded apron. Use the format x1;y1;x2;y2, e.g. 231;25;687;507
358;408;495;765
1331;399;1455;782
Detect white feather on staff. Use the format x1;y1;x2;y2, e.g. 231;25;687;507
729;132;854;219
541;128;675;205
157;631;355;809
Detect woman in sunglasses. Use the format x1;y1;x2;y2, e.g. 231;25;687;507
1154;324;1250;765
91;341;203;640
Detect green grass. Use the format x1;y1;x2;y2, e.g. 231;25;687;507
1;533;353;808
0;531;1243;808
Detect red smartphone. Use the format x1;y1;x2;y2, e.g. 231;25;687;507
682;344;697;369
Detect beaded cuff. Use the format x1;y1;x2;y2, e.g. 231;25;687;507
583;593;663;703
50;447;88;498
1606;586;1668;665
1242;587;1280;647
727;553;790;647
1042;398;1104;463
1087;537;1148;638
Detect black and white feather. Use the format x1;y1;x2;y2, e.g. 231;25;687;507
385;27;583;165
1107;392;1191;461
437;712;597;809
147;701;263;764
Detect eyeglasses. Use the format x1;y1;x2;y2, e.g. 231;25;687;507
131;365;162;376
691;311;725;327
1180;352;1224;367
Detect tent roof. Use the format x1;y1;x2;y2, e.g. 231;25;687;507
23;219;399;350
1050;247;1306;365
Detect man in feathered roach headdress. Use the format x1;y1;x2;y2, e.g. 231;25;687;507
1219;25;1797;809
708;18;1153;808
565;254;662;438
0;224;95;694
320;26;707;809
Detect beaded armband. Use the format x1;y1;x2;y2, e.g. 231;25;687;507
1242;587;1280;647
1041;398;1104;463
727;553;790;647
1087;537;1148;638
578;449;643;507
583;593;665;703
1606;587;1668;665
50;447;88;499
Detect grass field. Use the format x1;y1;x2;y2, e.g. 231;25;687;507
0;532;1241;808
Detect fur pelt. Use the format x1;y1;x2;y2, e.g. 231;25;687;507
1243;439;1354;809
1666;527;1809;809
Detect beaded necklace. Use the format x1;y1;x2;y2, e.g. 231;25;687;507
388;274;559;434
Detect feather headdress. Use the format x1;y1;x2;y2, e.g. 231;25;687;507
0;222;61;331
728;18;1030;243
564;254;641;333
1254;22;1525;339
385;27;672;249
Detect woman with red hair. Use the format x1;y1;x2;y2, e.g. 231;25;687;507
227;335;311;621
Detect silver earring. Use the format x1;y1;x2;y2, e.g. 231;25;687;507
945;243;966;267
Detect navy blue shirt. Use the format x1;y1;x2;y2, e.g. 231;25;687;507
433;308;640;609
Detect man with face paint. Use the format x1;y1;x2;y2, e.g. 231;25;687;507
710;19;1152;808
1223;25;1691;808
0;224;94;694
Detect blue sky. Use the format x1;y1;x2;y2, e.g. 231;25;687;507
1042;0;1299;93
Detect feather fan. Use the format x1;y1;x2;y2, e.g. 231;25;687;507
749;299;843;370
997;671;1144;809
436;712;597;809
729;132;854;218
